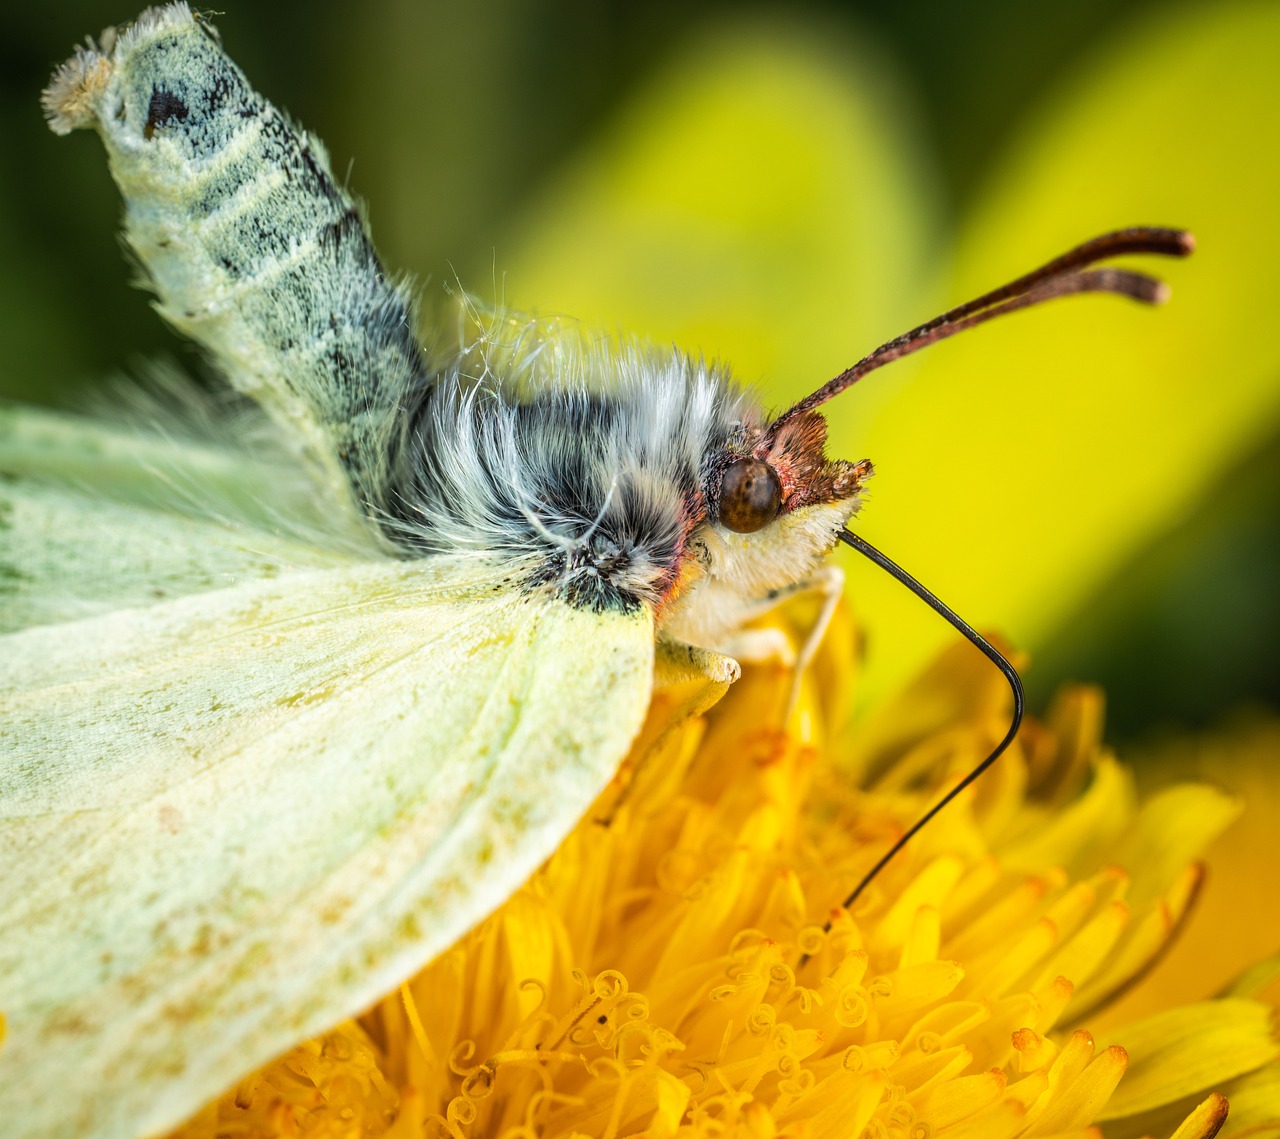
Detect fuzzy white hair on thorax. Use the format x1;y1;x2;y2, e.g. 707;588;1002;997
378;308;764;612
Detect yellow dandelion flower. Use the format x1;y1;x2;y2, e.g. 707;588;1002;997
167;605;1280;1139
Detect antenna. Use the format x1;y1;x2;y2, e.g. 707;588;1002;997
834;529;1024;912
768;226;1194;440
794;226;1193;951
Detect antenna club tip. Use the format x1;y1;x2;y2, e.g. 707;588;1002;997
1121;225;1196;259
1151;280;1173;305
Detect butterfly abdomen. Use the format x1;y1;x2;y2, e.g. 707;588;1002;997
43;4;423;519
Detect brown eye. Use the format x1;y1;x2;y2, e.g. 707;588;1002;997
718;458;782;533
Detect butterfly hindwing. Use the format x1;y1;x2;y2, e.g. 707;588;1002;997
0;559;654;1138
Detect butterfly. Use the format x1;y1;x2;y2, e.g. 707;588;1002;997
0;4;1191;1136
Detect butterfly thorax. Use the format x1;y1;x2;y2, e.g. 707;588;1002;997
378;339;754;614
377;327;870;645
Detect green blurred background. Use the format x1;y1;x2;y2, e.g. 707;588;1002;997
4;0;1279;747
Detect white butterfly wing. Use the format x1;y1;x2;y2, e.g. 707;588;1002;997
0;476;355;632
0;558;653;1138
0;400;373;633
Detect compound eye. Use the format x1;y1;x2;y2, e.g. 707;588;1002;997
718;458;783;533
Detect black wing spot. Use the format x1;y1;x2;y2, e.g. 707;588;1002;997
144;89;190;140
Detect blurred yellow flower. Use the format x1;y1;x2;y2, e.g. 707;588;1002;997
168;606;1280;1138
1095;718;1280;1029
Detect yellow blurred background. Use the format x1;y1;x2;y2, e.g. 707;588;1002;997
5;0;1279;746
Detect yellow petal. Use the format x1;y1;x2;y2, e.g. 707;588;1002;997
909;1068;1007;1130
876;857;964;952
1168;1093;1230;1139
1096;719;1280;1029
1206;1066;1280;1136
1021;1030;1097;1132
1013;1027;1056;1074
1031;901;1130;997
1027;1044;1128;1136
939;1097;1029;1139
998;755;1134;874
1098;999;1280;1118
1108;785;1242;913
652;1069;692;1136
899;905;944;970
1069;862;1203;1020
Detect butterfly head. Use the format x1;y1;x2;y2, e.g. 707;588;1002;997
711;409;872;535
657;404;871;645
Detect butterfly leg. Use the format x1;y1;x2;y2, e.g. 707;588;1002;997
594;640;740;824
715;564;846;718
788;564;846;696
